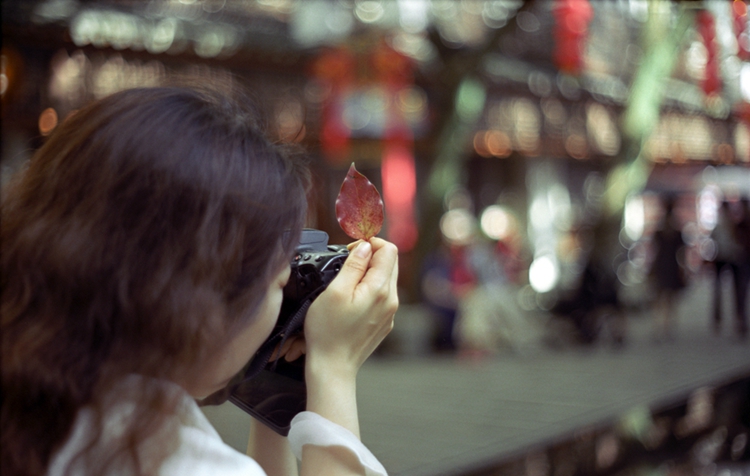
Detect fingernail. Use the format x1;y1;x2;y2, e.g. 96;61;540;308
354;241;371;258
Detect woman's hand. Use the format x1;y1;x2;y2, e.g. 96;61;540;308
304;237;399;383
272;238;398;371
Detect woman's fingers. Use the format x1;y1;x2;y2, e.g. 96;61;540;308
272;335;307;362
358;238;397;290
329;241;372;297
284;338;306;362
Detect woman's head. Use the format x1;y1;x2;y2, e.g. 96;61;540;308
1;84;309;474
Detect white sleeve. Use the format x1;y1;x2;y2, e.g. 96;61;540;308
287;411;387;476
159;424;266;476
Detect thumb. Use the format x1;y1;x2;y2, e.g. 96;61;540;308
333;240;372;290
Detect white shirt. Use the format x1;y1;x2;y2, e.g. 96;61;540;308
47;376;387;476
47;376;265;476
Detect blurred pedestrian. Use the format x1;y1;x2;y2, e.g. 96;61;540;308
453;238;539;357
711;200;745;337
552;215;626;347
421;241;460;353
581;216;627;346
650;195;686;341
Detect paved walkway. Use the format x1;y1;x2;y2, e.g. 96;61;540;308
201;274;750;476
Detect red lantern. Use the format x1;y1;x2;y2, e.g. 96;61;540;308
311;47;356;163
381;139;418;251
552;0;593;75
371;40;412;89
697;10;721;98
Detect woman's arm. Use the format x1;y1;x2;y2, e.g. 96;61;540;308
247;418;298;476
299;238;399;476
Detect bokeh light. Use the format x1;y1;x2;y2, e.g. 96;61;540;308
528;254;559;294
355;1;386;24
440;208;476;245
623;193;645;241
38;107;58;136
697;182;720;231
480;205;515;241
275;96;305;142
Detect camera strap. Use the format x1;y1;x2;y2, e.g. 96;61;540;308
255;298;312;374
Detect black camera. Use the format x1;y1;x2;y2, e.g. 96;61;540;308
276;229;349;338
202;229;348;435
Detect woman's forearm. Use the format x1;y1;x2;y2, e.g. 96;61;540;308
299;361;365;476
247;419;298;476
304;359;360;438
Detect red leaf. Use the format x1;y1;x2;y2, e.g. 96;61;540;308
335;163;385;241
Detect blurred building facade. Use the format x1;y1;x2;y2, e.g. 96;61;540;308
3;0;750;312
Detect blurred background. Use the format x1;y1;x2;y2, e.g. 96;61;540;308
3;1;750;475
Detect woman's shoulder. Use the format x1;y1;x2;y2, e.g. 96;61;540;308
136;376;267;476
160;409;265;476
48;376;266;476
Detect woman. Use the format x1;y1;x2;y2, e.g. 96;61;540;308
1;84;399;476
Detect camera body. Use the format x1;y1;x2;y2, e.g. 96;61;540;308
277;229;349;332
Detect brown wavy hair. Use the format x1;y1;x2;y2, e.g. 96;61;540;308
1;84;309;475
